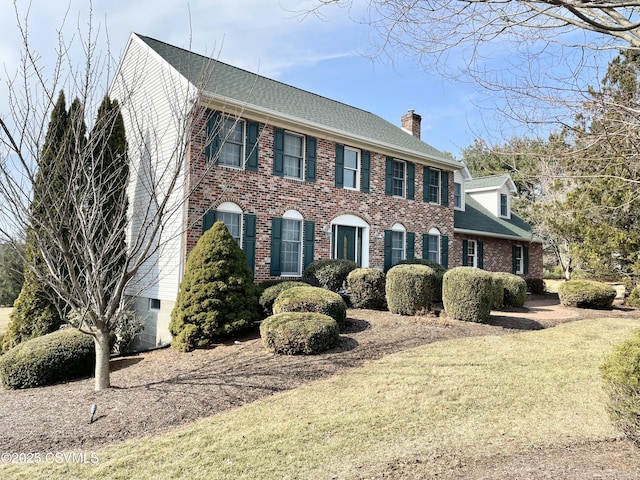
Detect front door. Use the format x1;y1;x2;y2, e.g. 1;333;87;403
335;225;358;265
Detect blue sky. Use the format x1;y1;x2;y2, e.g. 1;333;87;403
0;1;604;158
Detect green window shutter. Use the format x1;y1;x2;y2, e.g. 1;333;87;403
384;230;393;271
407;232;415;259
441;235;449;268
335;144;344;188
462;239;468;266
270;217;283;276
303;220;315;270
512;245;517;274
407;162;415;200
385;157;394;196
246;121;259;172
478;241;484;269
203;210;217;233
205;111;221;163
423;166;430;202
243;214;256;272
273;128;284;176
421;234;428;260
441;171;449;206
524;246;529;275
361;150;371;193
306;136;317;182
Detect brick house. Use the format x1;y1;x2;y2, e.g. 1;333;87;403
111;34;542;349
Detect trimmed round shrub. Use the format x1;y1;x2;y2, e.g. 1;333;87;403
600;329;640;446
442;267;494;323
385;264;438;315
526;278;545;295
260;312;339;355
0;329;95;389
273;286;347;329
397;258;446;302
627;286;640;308
259;281;308;316
302;259;358;292
490;275;504;310
169;221;259;352
347;268;386;310
558;280;617;309
493;272;527;308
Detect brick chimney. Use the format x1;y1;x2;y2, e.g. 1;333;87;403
401;109;422;139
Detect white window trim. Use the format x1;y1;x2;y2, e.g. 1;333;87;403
219;116;245;169
427;227;441;264
392;159;406;199
467;239;478;268
429;167;441;205
281;210;303;277
283;131;305;181
149;298;161;311
514;245;524;274
343;146;361;191
454;182;464;210
217;202;244;245
391;222;406;264
499;193;510;218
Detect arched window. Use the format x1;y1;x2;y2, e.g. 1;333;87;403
216;202;243;245
390;223;406;266
280;210;303;276
427;227;441;263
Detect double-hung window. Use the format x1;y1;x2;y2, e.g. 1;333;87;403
219;117;245;168
427;234;440;263
343;147;360;190
500;193;509;217
466;240;477;267
217;211;242;245
281;218;302;276
283;132;304;179
392;160;406;198
428;168;441;204
391;230;405;265
454;182;462;209
514;245;524;274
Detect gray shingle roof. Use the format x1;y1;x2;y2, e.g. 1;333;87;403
454;196;535;241
136;34;459;167
465;174;512;190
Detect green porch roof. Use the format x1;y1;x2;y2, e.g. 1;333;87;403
454;196;536;241
136;34;460;168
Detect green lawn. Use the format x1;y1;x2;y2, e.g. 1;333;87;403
2;317;638;479
0;307;11;336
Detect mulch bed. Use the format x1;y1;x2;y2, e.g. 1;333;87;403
1;295;639;478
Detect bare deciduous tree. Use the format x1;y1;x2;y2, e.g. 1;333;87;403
0;6;240;390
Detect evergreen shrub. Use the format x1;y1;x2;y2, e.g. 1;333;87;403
385;264;438;315
259;281;308;316
347;268;386;310
302;259;358;292
0;329;94;389
490;275;504;310
558;280;616;309
397;258;446;302
493;272;528;307
442;267;494;323
260;312;339;355
627;286;640;308
273;286;347;329
169;222;259;352
600;329;640;446
526;278;545;295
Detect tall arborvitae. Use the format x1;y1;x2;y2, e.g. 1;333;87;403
3;92;70;351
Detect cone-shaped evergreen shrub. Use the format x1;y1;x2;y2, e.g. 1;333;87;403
169;221;259;352
0;329;94;389
558;280;616;309
601;329;640;446
260;312;339;355
442;267;494;323
347;268;386;310
385;264;437;315
273;285;347;329
493;272;527;308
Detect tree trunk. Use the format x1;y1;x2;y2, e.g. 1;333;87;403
94;327;111;391
564;257;572;281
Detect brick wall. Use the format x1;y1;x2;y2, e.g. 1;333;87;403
451;233;544;279
184;111;455;281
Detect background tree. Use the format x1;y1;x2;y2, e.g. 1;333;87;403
0;243;24;307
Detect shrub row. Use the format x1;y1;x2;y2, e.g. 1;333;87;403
260;312;339;355
558;280;616;309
